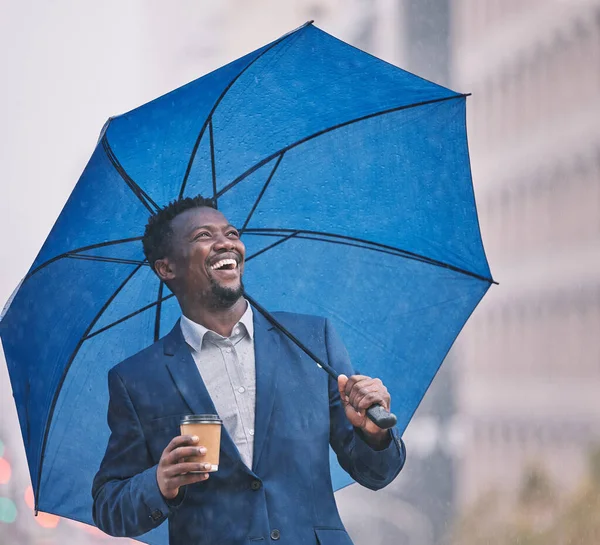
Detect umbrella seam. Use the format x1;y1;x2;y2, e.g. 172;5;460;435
396;284;492;435
84;293;175;341
209;119;217;203
65;254;147;267
240;153;285;233
34;263;144;512
24;237;144;283
243;228;495;284
215;93;470;200
178;23;309;200
461;99;494;281
101;136;160;214
245;233;449;275
244;230;299;263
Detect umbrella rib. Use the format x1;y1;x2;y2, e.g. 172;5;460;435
34;263;143;512
25;237;144;282
178;22;311;200
245;231;428;265
154;282;165;342
209;119;217;204
84;293;176;341
101;135;160;214
65;254;148;267
216;93;469;200
245;231;300;262
243;228;496;284
240;153;285;233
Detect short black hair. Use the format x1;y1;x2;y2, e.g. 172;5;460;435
142;195;216;269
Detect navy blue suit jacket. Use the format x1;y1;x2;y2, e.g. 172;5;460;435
92;311;405;545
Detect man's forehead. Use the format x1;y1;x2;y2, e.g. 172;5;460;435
171;207;231;230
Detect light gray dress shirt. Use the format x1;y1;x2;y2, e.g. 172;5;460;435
179;303;256;469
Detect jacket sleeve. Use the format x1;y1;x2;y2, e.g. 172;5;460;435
325;319;406;490
91;368;184;537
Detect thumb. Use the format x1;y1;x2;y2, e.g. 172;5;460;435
337;374;349;405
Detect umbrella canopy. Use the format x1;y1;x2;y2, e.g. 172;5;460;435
0;21;493;540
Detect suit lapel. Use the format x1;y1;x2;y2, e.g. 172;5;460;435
163;322;248;472
252;311;282;472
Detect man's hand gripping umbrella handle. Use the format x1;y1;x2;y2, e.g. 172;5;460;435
365;404;397;429
245;294;398;430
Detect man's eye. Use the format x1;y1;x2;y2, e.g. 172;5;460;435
195;232;210;239
227;231;240;238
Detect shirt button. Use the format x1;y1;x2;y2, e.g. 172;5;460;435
250;480;262;491
238;386;246;393
234;327;240;335
225;347;232;353
270;529;281;540
248;429;255;436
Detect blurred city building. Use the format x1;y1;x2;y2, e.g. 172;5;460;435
452;0;600;511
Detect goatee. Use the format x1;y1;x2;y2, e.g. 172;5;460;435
208;278;244;308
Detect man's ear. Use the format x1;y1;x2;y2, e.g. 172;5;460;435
154;258;176;283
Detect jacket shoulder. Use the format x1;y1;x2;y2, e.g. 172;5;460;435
109;334;170;379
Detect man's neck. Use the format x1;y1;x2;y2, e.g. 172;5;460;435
181;297;247;338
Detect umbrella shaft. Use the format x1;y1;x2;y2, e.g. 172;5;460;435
243;293;338;379
244;293;397;430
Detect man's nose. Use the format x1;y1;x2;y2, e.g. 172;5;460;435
213;233;235;250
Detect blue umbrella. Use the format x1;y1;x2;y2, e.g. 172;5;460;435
0;21;493;542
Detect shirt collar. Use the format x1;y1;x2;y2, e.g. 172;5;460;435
180;300;254;352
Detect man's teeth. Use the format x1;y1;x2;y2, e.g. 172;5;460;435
210;258;237;271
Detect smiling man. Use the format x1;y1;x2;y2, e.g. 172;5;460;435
92;195;406;545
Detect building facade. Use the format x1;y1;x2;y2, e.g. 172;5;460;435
452;0;600;508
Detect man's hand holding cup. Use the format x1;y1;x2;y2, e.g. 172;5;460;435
157;435;212;500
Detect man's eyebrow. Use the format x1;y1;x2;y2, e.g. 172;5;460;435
187;224;239;236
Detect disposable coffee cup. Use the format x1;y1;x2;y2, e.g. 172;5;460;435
180;414;222;472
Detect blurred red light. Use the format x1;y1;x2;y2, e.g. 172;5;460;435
24;485;34;509
0;458;11;484
23;487;60;527
36;511;60;528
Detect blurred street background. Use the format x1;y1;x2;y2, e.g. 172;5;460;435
1;1;599;543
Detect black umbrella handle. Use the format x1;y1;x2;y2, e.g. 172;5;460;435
366;404;397;430
245;293;398;431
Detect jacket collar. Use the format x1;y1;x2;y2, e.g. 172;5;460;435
179;301;255;353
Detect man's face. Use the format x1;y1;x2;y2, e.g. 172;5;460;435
162;207;245;307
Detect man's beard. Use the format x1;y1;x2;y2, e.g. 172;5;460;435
207;277;244;308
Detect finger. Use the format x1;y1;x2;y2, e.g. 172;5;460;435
351;383;390;413
178;472;210;486
343;375;370;397
357;391;388;411
364;378;390;408
337;374;349;404
348;376;382;395
347;378;378;408
165;471;210;491
164;434;199;454
166;446;207;465
163;461;213;478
